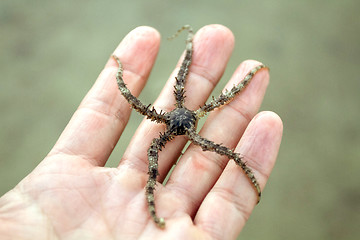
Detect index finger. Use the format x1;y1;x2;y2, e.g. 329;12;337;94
49;26;160;166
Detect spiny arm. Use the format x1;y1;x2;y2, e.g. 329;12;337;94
196;65;268;118
186;129;261;203
146;130;174;228
169;25;194;108
112;55;167;123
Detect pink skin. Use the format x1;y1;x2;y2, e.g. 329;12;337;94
0;25;282;240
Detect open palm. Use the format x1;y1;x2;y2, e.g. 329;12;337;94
0;25;282;240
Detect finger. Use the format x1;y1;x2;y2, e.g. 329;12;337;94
164;60;269;216
195;111;283;239
120;24;235;177
49;26;160;166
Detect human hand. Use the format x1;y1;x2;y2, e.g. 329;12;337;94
0;25;282;240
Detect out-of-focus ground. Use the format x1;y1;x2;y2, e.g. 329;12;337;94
1;0;359;239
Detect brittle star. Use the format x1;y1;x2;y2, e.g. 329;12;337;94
112;25;267;228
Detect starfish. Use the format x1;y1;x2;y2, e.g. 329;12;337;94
112;25;267;228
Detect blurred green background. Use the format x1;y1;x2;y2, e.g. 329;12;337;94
1;0;359;239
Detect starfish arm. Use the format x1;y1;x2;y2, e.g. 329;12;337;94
186;129;261;203
169;25;194;108
146;130;174;228
195;65;268;118
112;55;167;123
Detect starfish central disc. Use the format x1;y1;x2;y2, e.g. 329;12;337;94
166;108;197;135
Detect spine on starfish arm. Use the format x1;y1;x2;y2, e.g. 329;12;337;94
112;55;167;123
